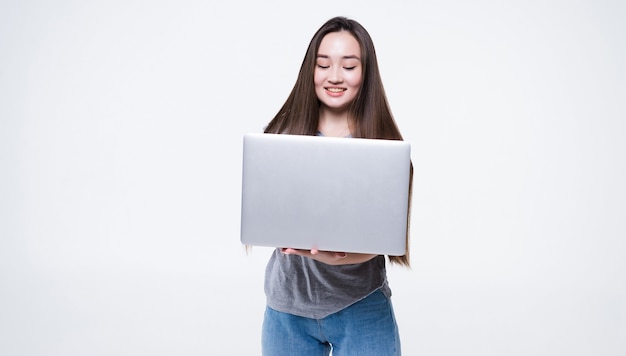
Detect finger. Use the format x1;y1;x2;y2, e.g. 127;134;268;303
281;248;310;256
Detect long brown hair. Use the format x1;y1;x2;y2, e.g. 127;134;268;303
265;16;413;267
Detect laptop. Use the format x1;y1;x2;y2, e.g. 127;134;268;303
240;133;411;256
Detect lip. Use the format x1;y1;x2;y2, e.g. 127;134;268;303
324;87;346;97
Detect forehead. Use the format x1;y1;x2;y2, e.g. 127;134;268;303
317;31;361;56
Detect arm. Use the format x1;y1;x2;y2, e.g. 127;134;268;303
280;248;378;265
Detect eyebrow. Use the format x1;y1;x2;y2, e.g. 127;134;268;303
317;54;361;60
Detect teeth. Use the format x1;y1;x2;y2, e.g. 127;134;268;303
327;88;345;92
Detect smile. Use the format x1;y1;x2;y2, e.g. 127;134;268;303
325;87;346;93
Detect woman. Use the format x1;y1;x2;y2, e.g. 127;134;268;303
261;16;412;356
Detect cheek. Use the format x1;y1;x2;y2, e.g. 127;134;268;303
313;69;324;86
348;71;363;88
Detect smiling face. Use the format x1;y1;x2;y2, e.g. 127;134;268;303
314;31;363;113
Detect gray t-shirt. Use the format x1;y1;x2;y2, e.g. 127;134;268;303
264;249;392;319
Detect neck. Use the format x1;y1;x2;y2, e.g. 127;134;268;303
318;107;352;137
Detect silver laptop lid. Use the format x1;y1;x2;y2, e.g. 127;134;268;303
240;133;411;256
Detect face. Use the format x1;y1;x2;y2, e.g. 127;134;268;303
314;31;363;112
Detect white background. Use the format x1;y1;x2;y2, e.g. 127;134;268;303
1;1;625;355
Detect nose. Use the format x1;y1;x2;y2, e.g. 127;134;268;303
328;66;343;84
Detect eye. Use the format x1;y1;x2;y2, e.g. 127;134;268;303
317;64;329;69
344;66;356;70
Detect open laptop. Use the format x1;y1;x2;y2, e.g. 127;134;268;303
240;133;411;256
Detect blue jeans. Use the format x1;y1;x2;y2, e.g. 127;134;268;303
262;289;401;355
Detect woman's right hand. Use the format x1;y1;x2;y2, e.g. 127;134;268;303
280;248;376;265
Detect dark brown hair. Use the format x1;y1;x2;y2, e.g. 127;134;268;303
265;16;413;266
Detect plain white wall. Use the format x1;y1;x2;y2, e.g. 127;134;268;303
1;1;624;355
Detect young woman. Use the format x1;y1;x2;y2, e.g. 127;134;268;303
261;16;412;356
